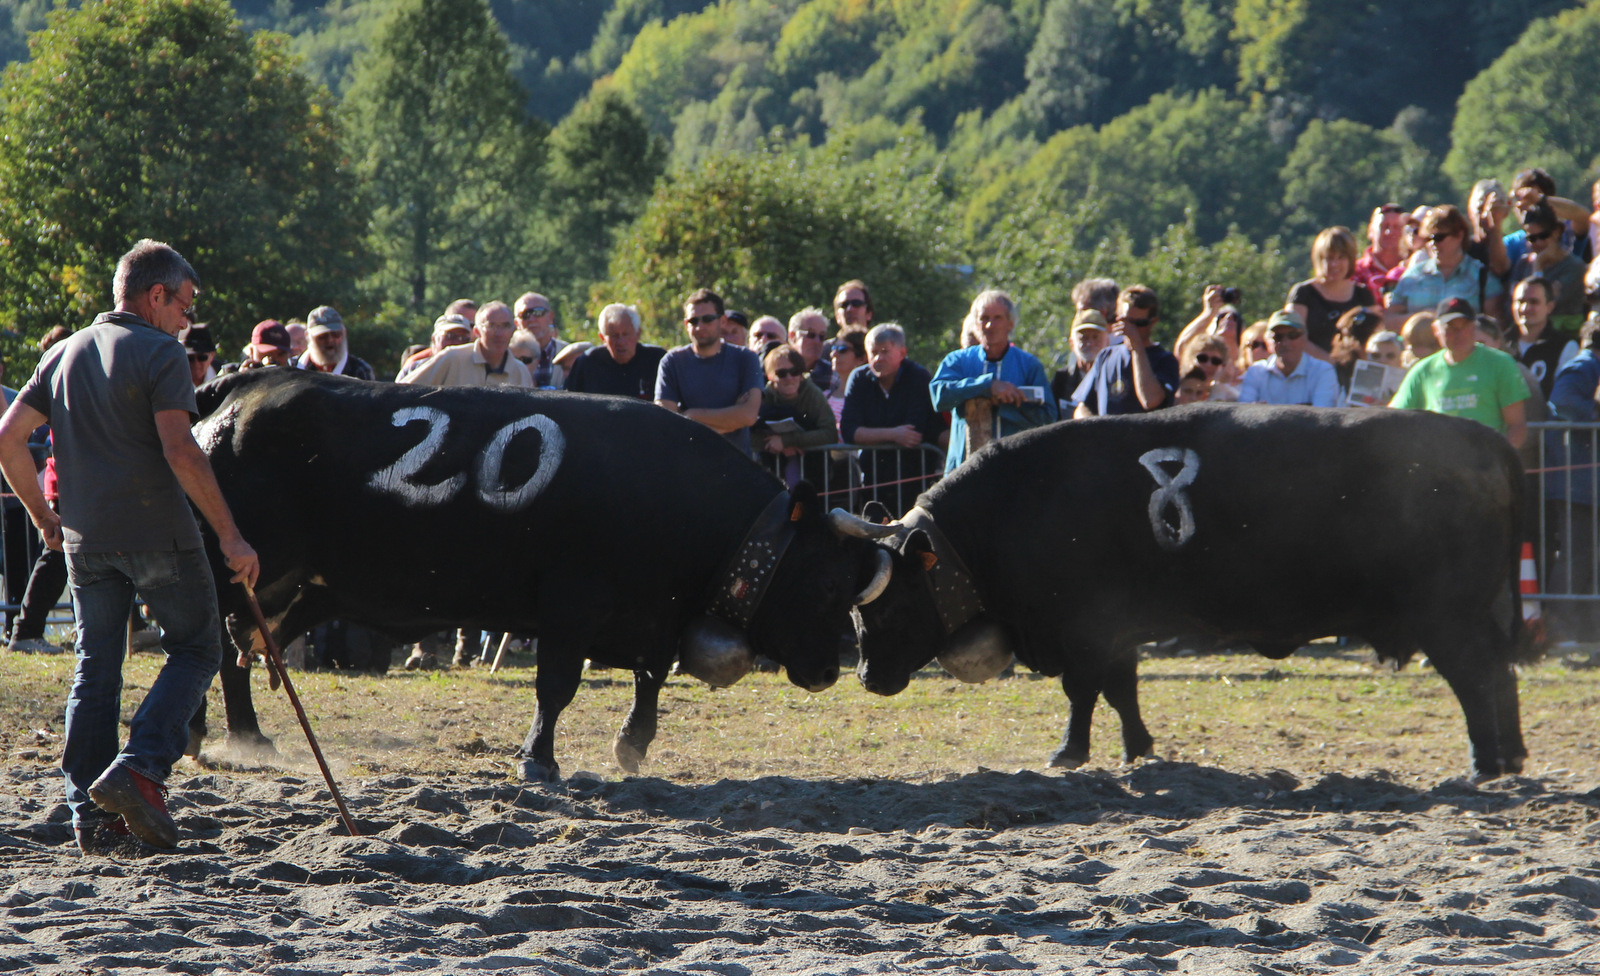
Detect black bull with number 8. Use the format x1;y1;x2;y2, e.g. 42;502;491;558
840;403;1537;781
185;368;890;781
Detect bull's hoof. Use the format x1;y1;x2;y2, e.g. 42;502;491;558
612;735;646;775
1048;750;1087;770
224;731;278;758
1123;737;1156;765
185;727;205;760
517;758;561;783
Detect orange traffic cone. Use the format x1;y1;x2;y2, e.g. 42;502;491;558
1520;541;1546;647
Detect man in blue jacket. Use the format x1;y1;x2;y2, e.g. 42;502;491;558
931;289;1057;473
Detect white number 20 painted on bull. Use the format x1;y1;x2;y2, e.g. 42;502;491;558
367;406;565;512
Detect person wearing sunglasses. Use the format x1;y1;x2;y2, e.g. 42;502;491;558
1504;167;1593;268
512;292;569;388
1071;284;1178;419
1387;205;1506;331
748;315;786;353
0;239;259;854
1236;321;1271;378
756;344;839;489
182;323;217;387
833;280;873;333
1511;204;1587;319
787;307;834;390
1181;335;1238;402
1238;309;1339;407
655;288;764;457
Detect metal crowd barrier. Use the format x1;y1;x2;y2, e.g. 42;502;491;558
1529;421;1600;604
0;495;70;618
758;442;946;519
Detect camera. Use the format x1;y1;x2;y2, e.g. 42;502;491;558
1220;286;1242;306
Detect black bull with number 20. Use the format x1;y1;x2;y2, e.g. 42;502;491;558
838;403;1535;781
186;368;890;781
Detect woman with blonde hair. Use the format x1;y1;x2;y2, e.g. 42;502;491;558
1287;225;1381;357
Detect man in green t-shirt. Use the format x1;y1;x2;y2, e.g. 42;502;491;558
1390;298;1529;447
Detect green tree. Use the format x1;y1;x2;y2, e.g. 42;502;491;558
980;192;1293;365
542;89;668;305
0;0;368;348
343;0;546;310
965;88;1286;249
1279;118;1449;241
603;150;966;363
1444;1;1600;197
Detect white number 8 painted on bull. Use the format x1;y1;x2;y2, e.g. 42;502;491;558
368;407;564;513
1139;447;1200;552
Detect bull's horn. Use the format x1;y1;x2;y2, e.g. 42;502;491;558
855;547;893;605
828;508;903;539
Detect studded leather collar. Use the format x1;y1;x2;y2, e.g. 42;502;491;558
707;490;796;630
903;506;985;635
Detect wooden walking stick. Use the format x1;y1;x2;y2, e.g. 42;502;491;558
488;632;513;674
240;583;361;837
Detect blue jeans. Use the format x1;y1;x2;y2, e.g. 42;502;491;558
63;548;221;827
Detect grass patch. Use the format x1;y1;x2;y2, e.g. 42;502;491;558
3;644;1597;787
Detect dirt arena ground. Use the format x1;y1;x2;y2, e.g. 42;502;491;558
3;644;1598;974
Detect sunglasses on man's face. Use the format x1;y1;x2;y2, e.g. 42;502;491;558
187;353;212;363
771;367;802;380
836;298;867;310
797;330;827;340
1525;228;1555;243
519;306;551;318
685;313;720;326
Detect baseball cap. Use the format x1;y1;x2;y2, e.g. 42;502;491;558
1267;309;1306;334
1435;297;1475;326
1072;309;1108;333
306;305;345;336
251;319;290;354
433;313;473;338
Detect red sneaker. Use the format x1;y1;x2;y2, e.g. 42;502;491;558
87;765;178;848
75;816;132;855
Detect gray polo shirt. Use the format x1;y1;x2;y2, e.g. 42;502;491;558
18;311;202;553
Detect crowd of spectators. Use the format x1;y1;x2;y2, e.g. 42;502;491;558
11;168;1600;661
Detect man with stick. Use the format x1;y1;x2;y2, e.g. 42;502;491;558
0;240;259;854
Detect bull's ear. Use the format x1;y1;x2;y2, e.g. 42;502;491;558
860;500;892;525
903;528;938;571
790;481;821;522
